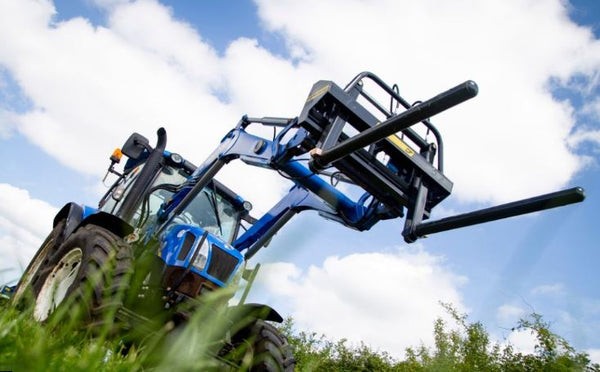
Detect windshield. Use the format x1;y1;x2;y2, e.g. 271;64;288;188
172;187;240;242
100;163;241;243
138;167;240;243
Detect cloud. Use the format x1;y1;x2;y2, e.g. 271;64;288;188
255;247;467;356
0;0;597;211
531;283;566;297
497;304;527;324
0;109;17;139
0;184;58;283
568;128;600;149
254;0;600;203
505;328;538;355
587;348;600;365
0;0;290;213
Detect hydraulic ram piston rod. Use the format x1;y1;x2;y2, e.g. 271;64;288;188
310;80;479;171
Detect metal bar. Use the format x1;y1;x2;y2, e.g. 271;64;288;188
310;81;478;171
280;160;360;220
157;159;226;235
345;71;446;170
118;128;167;222
402;177;429;240
244;210;296;260
245;117;293;127
359;89;391;117
172;159;225;217
319;170;355;185
358;89;441;165
239;263;261;305
411;187;585;240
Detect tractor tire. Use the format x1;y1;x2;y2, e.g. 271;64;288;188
11;220;66;307
32;224;133;329
228;319;295;372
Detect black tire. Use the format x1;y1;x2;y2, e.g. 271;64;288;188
11;220;66;307
32;224;133;329
229;319;295;372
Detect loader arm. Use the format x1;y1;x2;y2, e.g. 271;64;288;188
155;71;585;257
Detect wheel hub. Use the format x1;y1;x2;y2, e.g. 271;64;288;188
34;247;83;321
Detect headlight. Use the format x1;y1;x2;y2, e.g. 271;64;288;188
192;238;210;271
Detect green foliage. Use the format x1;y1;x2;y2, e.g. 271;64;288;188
0;297;141;371
279;303;600;372
0;287;265;371
2;290;599;372
278;317;398;371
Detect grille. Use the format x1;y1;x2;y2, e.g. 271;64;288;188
207;246;239;282
177;232;195;261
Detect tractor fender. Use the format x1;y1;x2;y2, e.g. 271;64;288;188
54;203;133;240
228;303;284;323
53;202;84;244
77;212;134;239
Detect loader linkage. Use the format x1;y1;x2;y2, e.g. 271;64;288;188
163;71;583;258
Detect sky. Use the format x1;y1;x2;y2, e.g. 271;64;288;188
0;0;599;362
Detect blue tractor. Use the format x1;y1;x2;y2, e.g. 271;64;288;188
11;72;584;370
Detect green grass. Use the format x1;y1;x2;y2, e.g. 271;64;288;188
0;287;245;372
2;293;599;371
0;297;140;371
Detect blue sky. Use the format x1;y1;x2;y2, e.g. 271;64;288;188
0;0;599;361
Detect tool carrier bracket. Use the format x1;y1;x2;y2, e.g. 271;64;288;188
296;72;468;241
294;72;583;243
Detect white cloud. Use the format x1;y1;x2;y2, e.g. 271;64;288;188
568;128;600;148
92;0;130;10
0;0;291;213
0;0;597;210
497;304;526;323
0;184;58;283
531;283;566;297
255;247;467;356
254;0;600;203
0;109;17;139
587;348;600;365
505;328;538;355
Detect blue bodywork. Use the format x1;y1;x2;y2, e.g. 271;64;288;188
66;123;381;289
82;205;98;220
71;155;247;289
160;225;244;287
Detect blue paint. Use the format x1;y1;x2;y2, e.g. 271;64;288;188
81;205;98;219
160;224;243;287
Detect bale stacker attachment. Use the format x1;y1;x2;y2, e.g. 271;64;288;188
295;72;584;243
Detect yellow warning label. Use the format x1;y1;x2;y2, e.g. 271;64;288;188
374;121;415;157
306;84;330;103
387;134;415;157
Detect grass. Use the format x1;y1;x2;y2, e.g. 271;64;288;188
0;286;249;372
0;297;139;371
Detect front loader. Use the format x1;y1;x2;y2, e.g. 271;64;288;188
10;71;584;371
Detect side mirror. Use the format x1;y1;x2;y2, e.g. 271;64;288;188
122;133;151;160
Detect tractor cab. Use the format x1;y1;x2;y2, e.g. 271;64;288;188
98;132;253;294
99;135;253;245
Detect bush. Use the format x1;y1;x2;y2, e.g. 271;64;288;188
2;294;598;371
278;303;600;371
